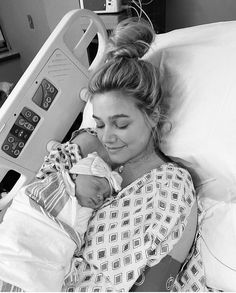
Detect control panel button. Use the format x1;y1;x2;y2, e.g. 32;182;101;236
21;107;40;126
18;142;25;148
15;116;35;133
1;107;40;158
2;145;10;151
32;79;58;110
25;110;32;118
32;115;39;123
7;136;14;143
14;150;20;156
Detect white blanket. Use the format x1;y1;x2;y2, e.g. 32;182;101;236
0;188;76;292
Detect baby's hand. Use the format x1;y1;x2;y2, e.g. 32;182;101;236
74;174;111;209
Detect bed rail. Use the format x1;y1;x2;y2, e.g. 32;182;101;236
0;9;108;209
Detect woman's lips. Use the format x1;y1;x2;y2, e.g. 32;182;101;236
105;146;124;153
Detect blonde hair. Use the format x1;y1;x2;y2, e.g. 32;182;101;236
88;18;163;147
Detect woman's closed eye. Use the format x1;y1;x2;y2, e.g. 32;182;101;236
96;123;105;129
96;122;129;130
114;122;129;129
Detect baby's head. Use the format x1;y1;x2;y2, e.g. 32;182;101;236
70;152;122;208
72;128;114;169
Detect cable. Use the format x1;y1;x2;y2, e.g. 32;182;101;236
135;0;143;17
141;0;154;5
131;0;154;29
129;5;141;18
139;7;154;29
201;235;236;272
131;0;142;14
123;0;155;29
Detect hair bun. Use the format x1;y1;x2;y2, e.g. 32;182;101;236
110;44;141;59
107;18;155;60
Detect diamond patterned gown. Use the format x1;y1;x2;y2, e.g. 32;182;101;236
63;163;196;292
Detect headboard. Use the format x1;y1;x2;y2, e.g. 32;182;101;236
0;9;108;208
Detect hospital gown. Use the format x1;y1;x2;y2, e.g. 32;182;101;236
62;162;196;292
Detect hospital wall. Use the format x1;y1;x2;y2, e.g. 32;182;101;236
0;0;80;77
166;0;236;31
1;0;236;84
0;57;22;84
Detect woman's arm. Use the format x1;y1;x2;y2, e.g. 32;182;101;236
131;200;198;292
169;200;198;263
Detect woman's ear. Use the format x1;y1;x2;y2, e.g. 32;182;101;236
150;109;160;127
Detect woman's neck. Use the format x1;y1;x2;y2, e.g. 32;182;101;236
116;146;167;188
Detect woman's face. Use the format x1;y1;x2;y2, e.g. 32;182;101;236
92;90;154;165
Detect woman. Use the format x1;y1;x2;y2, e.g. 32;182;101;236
64;18;198;292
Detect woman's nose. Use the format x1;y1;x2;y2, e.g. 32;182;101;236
101;126;116;143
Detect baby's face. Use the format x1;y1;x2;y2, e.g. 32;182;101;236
75;174;111;209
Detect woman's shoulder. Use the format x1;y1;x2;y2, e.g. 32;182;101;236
149;162;196;200
123;162;194;188
124;161;195;195
154;162;194;182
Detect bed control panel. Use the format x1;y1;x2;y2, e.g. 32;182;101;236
32;79;58;111
1;107;40;158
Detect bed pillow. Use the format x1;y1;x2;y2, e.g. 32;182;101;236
142;21;236;291
143;21;236;203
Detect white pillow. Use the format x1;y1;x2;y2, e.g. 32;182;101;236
80;98;95;130
143;21;236;202
142;21;236;291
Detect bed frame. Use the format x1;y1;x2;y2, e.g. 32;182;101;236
0;9;108;209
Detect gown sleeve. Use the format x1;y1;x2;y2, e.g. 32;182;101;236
147;165;196;267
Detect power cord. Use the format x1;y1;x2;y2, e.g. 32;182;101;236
142;0;154;5
122;0;154;29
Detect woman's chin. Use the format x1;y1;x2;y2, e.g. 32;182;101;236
109;156;126;169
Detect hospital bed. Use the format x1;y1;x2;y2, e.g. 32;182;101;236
0;8;236;291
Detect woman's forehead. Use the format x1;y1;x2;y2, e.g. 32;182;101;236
92;91;139;117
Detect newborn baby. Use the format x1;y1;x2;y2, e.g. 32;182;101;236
0;129;122;292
